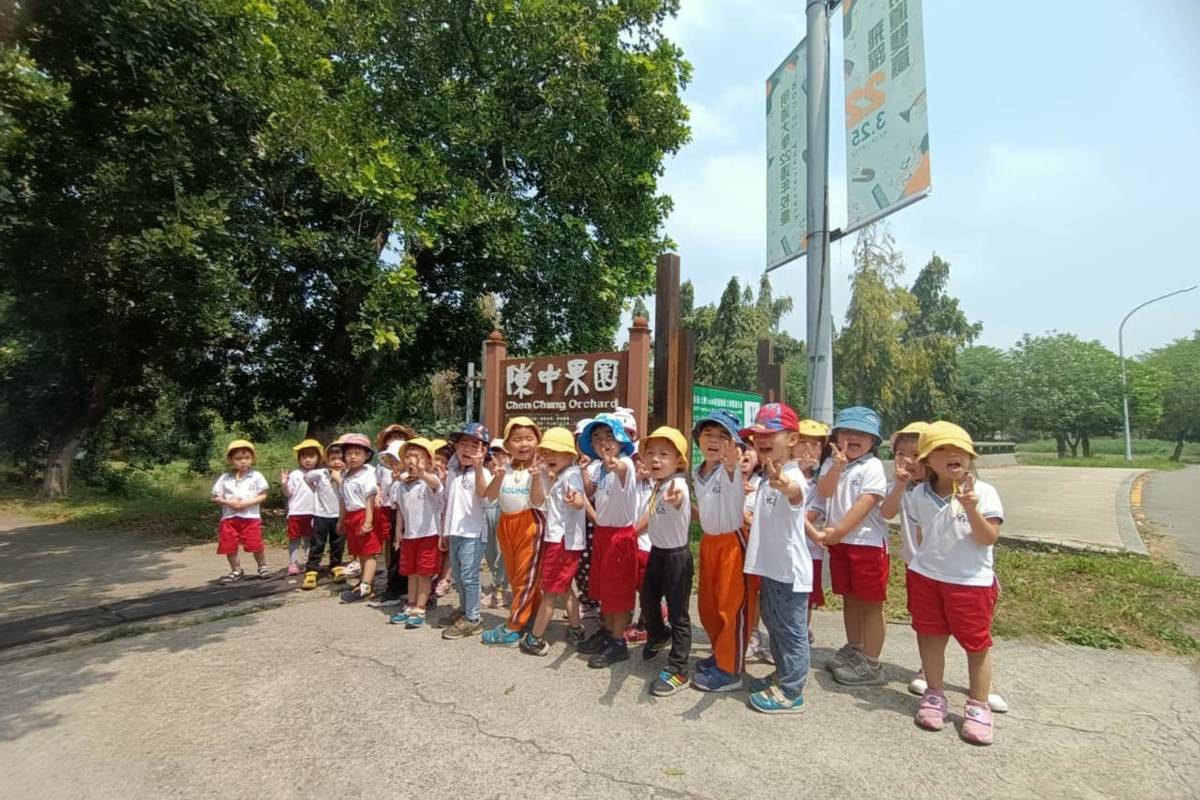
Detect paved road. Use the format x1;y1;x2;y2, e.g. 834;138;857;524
0;597;1195;800
1143;465;1200;575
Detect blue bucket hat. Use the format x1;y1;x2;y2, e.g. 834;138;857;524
831;406;882;442
691;410;744;447
579;414;635;460
448;421;491;447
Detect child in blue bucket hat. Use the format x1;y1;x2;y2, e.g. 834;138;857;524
576;413;639;668
816;406;890;688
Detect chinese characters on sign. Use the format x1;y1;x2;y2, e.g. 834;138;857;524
765;38;809;271
501;351;629;431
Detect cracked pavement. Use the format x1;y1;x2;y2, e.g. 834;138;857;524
0;597;1196;799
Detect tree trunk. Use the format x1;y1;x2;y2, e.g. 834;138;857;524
1081;431;1091;458
1172;431;1187;462
1055;433;1068;459
42;375;111;498
1065;433;1079;458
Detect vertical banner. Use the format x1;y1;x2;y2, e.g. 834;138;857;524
765;39;808;271
843;0;931;232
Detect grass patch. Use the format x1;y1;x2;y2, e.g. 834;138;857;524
1016;453;1188;471
1017;436;1200;463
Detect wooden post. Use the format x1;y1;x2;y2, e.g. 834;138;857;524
675;329;695;442
482;330;507;432
627;316;652;438
757;338;786;405
653;253;682;430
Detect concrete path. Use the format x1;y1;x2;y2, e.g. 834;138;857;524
0;598;1195;800
1142;465;1200;575
978;466;1147;553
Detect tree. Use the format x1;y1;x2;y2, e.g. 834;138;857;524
1143;332;1200;460
952;346;1014;439
0;0;263;495
1011;333;1122;457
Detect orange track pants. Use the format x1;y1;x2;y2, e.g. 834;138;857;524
698;531;757;675
497;508;545;633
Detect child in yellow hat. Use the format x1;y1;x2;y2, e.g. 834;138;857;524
282;439;323;576
301;440;348;589
211;439;271;582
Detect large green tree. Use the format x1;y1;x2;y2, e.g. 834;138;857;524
951;345;1014;439
1143;331;1200;460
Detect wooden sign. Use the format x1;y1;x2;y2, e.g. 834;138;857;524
499;351;629;430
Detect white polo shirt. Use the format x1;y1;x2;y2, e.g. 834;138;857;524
744;463;812;592
211;471;269;520
541;466;587;550
803;475;825;561
895;482;923;565
284;469;316;517
820;455;888;547
305;469;340;519
693;462;745;535
635;476;654;551
647;475;691;549
907;480;1004;587
499;469;533;515
744;473;762;519
339;466;377;512
442;459;492;539
378;465;397;508
593;456;638;527
398;478;443;539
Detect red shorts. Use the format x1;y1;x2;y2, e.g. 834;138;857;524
344;509;383;557
375;505;394;548
217;517;263;555
906;569;998;651
541;540;582;594
286;514;313;541
829;543;890;603
809;559;825;608
590;524;638;615
400;536;440;576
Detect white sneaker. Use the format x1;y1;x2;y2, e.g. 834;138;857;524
908;669;928;696
988;692;1009;713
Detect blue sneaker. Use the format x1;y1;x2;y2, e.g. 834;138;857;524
749;685;805;714
388;611;411;625
481;624;521;647
692;667;743;693
696;655;716;672
340;586;372;604
404;614;425;630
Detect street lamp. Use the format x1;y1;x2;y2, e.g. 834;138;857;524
1118;285;1197;461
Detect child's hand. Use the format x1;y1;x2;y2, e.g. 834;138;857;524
438;535;449;553
336;520;346;536
391;463;404;479
362;519;373;534
830;442;848;470
329;468;343;485
411;460;425;480
823;526;838;544
894;455;913;485
810;526;827;546
564;485;580;505
764;459;783;489
603;452;619;472
664;480;684;509
577;454;591;468
279;468;289;485
720;440;740;471
955;474;978;512
492;458;507;480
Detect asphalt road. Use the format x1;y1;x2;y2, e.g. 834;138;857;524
1143;465;1200;575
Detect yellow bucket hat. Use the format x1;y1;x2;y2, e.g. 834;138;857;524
537;427;577;456
797;419;831;438
225;439;256;460
639;426;689;468
291;438;325;460
429;438;449;453
401;437;437;462
504;416;542;443
917;421;978;461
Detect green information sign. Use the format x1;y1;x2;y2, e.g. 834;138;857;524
691;385;763;467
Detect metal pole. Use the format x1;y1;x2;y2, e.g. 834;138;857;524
804;0;834;424
465;361;475;424
1117;285;1196;461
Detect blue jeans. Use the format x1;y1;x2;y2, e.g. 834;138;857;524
483;504;507;591
759;577;811;699
449;535;484;622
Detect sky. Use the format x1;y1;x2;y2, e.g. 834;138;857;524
650;0;1200;357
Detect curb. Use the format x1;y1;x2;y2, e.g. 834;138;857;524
1116;469;1150;556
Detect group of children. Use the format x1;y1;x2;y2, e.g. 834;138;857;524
212;403;1006;744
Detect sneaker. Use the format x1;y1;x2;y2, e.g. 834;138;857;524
961;700;994;745
481;624;522;647
696;654;716;672
368;592;406;608
287;563;301;576
581;602;601;621
908;669;928;696
301;571;318;590
988;693;1009;713
330;565;347;582
747;672;778;694
914;690;947;731
339;585;372;604
587;637;630;669
434;578;452;597
576;629;610;655
344;562;361;578
825;643;857;673
642;633;672;661
219;568;244;584
565;626;586;646
404;614;425;630
747;631;773;664
520;633;550;657
436;609;465;629
388;610;411;625
441;617;484;640
257;564;272;579
651;670;689;697
691;668;743;693
622;625;648;644
749;685;805;714
832;651;886;686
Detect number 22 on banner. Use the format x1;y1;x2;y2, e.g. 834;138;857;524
845;70;886;128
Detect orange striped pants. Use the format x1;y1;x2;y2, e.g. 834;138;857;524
497;509;545;633
698;531;757;675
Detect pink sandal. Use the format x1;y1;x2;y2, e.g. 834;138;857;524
915;690;947;731
961;700;994;745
